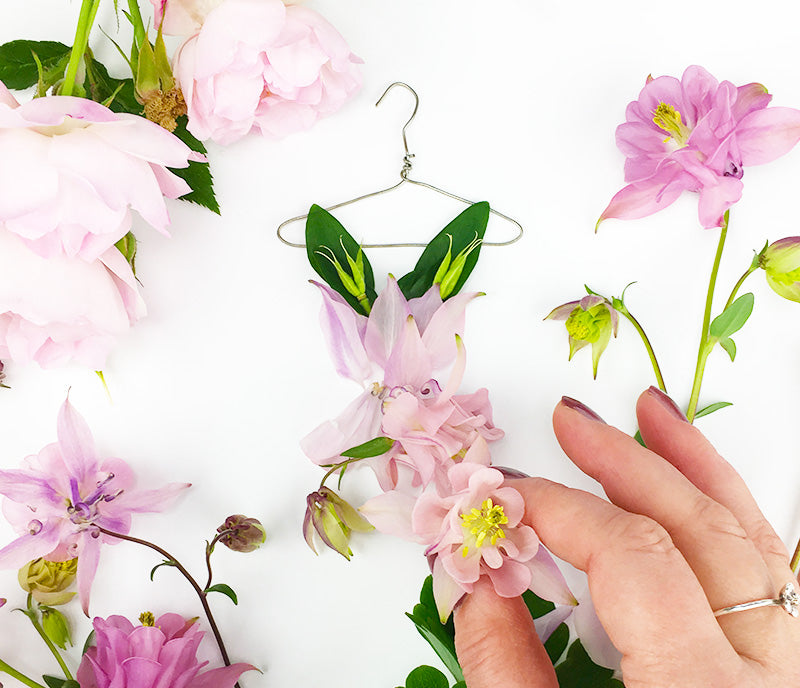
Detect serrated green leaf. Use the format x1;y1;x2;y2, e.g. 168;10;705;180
340;436;394;459
0;40;71;90
404;666;449;688
544;622;569;664
204;583;238;605
306;205;376;313
169;116;219;214
554;640;619;688
709;293;754;340
522;589;556;619
718;336;736;361
150;559;177;581
397;202;490;300
694;401;733;419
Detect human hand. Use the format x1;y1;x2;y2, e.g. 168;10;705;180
453;387;800;687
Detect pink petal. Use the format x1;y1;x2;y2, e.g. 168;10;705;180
114;482;191;513
0;523;61;568
77;533;102;615
313;281;371;382
0;81;19;107
697;176;742;228
121;657;163;687
358;491;417;540
737;106;800;166
432;555;467;622
57;397;99;481
364;276;411;368
485;558;531;597
421;292;480;370
598;168;689;226
383;315;432;389
573;590;623;671
534;605;573;644
189;663;256;688
526;547;577;606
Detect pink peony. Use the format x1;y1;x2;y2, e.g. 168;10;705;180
361;463;575;621
0;398;189;613
0;230;144;369
0;81;201;261
172;0;362;144
77;613;254;688
599;65;800;229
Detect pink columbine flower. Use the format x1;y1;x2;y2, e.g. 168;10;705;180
0;230;145;369
172;0;362;144
77;613;254;688
0;81;201;262
361;463;575;621
598;65;800;229
0;398;189;614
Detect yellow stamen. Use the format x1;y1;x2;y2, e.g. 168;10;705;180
653;102;690;147
460;498;508;556
139;611;155;627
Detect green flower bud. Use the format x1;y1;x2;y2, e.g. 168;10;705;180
435;233;482;299
217;515;266;553
41;607;72;650
303;487;374;560
761;237;800;302
18;558;77;606
316;240;370;312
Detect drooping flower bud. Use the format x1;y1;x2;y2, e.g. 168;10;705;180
41;607;72;649
303;487;374;560
545;295;619;378
216;515;266;553
18;558;77;606
760;237;800;302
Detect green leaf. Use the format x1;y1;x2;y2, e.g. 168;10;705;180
306;205;377;313
405;576;464;684
150;559;178;581
169;116;219;214
43;677;80;688
340;436;394;459
633;429;646;447
0;40;71;90
694;401;733;419
521;589;556;619
544;622;570;664
554;640;621;688
403;666;449;688
709;293;754;340
452;683;467;688
204;583;238;605
718;336;736;361
82;56;139;113
397;202;490;300
82;629;96;655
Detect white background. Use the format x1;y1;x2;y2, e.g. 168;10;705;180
1;1;800;686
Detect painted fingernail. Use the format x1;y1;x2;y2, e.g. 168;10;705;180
560;396;606;423
646;386;688;422
494;466;530;480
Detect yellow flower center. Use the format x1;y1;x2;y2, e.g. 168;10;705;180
139;611;155;627
460;499;508;556
565;305;610;343
653;103;691;147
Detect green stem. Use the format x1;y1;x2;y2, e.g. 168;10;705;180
319;457;363;489
61;0;102;96
791;537;800;576
617;308;667;392
126;0;147;47
723;263;758;311
25;594;74;680
686;212;729;422
0;658;47;688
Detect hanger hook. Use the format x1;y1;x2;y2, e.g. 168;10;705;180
376;82;418;177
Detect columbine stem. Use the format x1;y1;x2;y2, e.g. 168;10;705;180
25;593;74;680
97;526;240;687
0;658;47;688
616;307;667;392
686;212;729;422
61;0;102;96
319;457;363;489
204;531;230;591
791;538;800;575
723;263;759;311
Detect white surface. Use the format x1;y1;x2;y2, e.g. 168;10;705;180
1;1;800;686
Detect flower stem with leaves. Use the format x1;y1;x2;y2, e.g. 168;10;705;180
61;0;102;97
20;593;74;681
0;657;47;688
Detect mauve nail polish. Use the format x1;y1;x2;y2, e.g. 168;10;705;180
560;396;606;423
646;386;688;421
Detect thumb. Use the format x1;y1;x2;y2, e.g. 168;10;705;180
453;578;558;688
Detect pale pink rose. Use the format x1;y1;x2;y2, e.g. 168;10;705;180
151;0;226;36
0;230;145;369
0;84;201;261
173;0;362;144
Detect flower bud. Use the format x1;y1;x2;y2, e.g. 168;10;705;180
761;237;800;302
18;558;77;606
435;233;482;299
41;607;72;649
316;241;370;312
303;487;374;560
545;295;618;378
216;515;266;553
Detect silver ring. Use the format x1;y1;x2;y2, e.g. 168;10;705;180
713;582;799;618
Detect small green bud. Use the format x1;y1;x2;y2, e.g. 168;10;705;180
19;558;77;606
432;235;454;286
438;233;482;299
315;239;370;311
41;607;71;650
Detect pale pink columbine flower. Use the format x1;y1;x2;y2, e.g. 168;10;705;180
0;81;201;261
0;398;189;614
77;613;254;688
361;463;575;621
0;230;145;369
172;0;362;144
598;65;800;229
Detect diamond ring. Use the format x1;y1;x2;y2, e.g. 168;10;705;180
713;582;799;618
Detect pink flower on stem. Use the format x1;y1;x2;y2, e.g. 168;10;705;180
0;82;202;261
0;398;189;614
361;463;574;621
77;613;254;688
172;0;362;144
598;65;800;229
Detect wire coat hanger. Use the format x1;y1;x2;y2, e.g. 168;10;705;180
276;82;524;248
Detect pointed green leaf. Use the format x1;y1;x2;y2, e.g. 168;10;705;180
544;622;569;664
341;437;394;459
397;202;490;300
150;559;178;581
694;401;733;419
521;589;556;619
633;429;645;447
169;116;219;214
0;40;71;90
306;205;377;313
718;337;736;361
43;677;79;688
204;583;238;605
709;293;754;340
554;640;621;687
403;666;449;688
